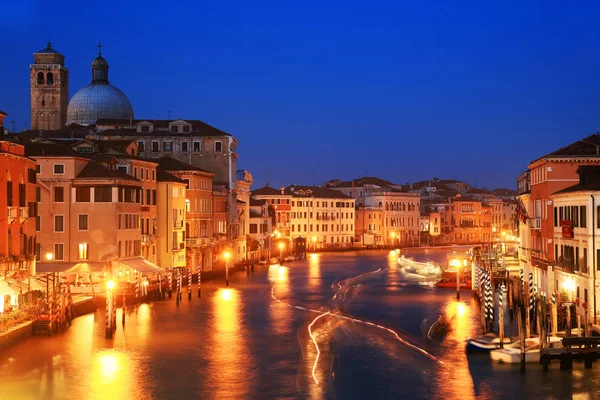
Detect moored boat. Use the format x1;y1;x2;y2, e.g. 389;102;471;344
490;336;562;364
436;278;472;289
269;257;279;265
466;333;512;353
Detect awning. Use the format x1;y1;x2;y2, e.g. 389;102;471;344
118;258;163;274
36;262;105;274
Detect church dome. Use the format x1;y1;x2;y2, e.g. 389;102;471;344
66;46;134;125
67;84;134;125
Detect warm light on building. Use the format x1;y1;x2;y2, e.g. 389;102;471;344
78;243;88;260
106;280;115;290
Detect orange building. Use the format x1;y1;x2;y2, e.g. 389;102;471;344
157;156;215;273
0;115;38;280
28;143;157;278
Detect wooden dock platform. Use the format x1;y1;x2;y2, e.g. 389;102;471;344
541;337;600;370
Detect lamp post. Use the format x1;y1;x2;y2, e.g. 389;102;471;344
312;236;317;253
279;242;284;263
224;251;231;287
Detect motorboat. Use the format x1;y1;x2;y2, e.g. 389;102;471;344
269;257;279;265
466;333;512;353
490;336;562;364
397;256;442;278
284;255;296;262
436;278;472;289
258;259;267;265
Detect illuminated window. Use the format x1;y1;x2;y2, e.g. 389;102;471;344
78;243;88;260
186;199;190;212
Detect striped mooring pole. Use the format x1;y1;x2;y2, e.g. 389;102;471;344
168;268;173;298
134;272;139;299
158;273;162;299
528;273;534;311
197;266;202;298
188;268;192;301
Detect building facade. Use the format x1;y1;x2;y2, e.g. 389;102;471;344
157;156;215;273
29;143;147;276
518;134;600;296
156;169;187;271
0;137;37;278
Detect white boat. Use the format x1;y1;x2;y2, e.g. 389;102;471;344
258;259;267;265
269;257;279;265
466;333;512;353
284;255;296;262
490;336;562;364
397;256;442;277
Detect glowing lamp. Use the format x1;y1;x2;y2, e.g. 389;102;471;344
106;280;115;290
45;253;53;261
224;251;231;260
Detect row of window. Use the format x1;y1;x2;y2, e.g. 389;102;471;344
116;165;156;182
249;223;270;234
36;72;54;85
287;211;355;220
49;185;150;204
138;140;222;153
118;240;142;258
6;179;33;207
118;214;141;230
290;224;354;233
554;206;588;228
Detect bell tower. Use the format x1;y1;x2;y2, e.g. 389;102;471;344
30;42;69;131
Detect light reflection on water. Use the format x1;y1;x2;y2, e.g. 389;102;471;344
3;250;600;399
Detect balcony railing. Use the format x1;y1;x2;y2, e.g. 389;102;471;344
186;237;215;247
7;207;17;223
19;207;29;223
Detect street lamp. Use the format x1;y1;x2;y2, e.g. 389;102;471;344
224;251;231;287
45;252;53;261
312;236;317;253
279;242;284;263
563;277;576;336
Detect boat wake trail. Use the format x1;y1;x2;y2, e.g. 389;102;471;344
271;268;444;385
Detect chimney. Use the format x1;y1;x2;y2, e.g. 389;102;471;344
280;186;285;195
0;111;6;140
596;144;599;156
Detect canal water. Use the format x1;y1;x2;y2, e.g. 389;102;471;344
0;249;598;399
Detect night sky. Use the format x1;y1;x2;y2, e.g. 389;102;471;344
3;1;600;190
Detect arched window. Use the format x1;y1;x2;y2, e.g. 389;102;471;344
37;72;44;84
46;72;54;85
42;99;45;107
378;201;382;208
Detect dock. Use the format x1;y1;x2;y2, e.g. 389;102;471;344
541;337;600;370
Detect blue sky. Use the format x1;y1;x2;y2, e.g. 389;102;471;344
2;0;600;190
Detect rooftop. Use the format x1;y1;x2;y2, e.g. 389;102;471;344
25;142;82;158
156;156;212;174
156;168;186;183
95;118;232;137
77;162;139;181
532;133;600;164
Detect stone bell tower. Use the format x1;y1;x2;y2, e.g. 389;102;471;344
30;42;69;131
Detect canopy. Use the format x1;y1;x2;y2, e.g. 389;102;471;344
118;258;163;274
36;262;105;274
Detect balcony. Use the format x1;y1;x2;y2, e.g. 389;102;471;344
19;207;29;223
529;218;542;230
173;220;184;229
141;235;156;244
186;237;215;247
7;207;17;223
